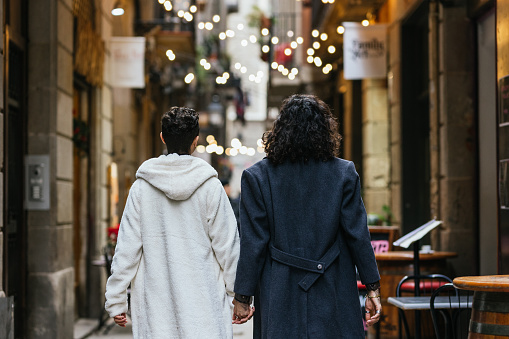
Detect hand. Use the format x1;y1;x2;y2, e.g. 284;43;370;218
113;313;128;327
365;290;382;327
232;299;255;324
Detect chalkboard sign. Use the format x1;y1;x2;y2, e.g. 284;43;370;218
500;75;509;126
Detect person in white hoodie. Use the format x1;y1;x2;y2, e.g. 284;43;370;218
105;106;242;338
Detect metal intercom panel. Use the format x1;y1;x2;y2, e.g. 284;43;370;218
25;155;50;210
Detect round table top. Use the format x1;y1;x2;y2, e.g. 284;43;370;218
453;275;509;292
375;251;457;261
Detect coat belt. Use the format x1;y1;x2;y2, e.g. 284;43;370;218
270;240;340;292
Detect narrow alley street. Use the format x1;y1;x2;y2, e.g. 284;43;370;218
75;319;253;339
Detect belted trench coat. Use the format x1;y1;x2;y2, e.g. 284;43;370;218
234;158;380;339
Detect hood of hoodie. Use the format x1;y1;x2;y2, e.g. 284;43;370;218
136;154;218;201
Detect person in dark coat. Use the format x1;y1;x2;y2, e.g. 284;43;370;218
232;94;382;338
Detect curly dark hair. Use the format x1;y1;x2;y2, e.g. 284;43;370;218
263;94;341;165
161;107;199;155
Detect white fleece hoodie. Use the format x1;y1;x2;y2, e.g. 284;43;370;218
105;154;240;339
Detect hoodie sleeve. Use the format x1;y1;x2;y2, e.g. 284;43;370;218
105;180;143;317
207;180;240;296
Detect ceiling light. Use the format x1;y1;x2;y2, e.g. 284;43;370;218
111;0;125;16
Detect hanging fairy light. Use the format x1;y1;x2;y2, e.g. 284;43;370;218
212;15;220;23
313;41;320;49
261;28;269;36
189;5;197;13
312;30;319;38
337;25;345;34
164;1;172;11
328;45;336;54
184;73;195;84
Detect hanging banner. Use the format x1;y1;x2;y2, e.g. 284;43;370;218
343;22;387;80
109;37;146;88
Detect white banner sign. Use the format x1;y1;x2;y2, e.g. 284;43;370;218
110;37;146;88
343;23;387;80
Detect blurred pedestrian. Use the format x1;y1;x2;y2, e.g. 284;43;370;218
105;107;240;338
232;94;382;338
222;179;241;232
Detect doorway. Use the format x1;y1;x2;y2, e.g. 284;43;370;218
401;2;431;235
5;39;27;339
72;83;92;317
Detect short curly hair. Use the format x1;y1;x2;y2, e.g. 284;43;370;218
161;107;199;155
263;94;341;165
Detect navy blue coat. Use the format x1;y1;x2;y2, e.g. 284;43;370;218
234;158;380;339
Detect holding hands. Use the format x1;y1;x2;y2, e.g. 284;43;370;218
232;299;255;324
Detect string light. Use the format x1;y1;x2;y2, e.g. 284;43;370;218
212;15;220;23
312;30;319;38
320;33;328;41
328;45;336;54
184;73;195;84
313;41;320;49
337;26;345;34
362;20;370;26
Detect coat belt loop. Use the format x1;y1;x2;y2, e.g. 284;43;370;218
270;240;341;292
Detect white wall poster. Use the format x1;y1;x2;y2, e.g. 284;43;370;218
110;37;146;88
343;22;387;80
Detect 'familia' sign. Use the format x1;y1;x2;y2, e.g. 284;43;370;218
343;23;387;80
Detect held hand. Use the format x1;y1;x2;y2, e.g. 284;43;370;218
113;313;128;327
232;299;255;324
365;290;382;327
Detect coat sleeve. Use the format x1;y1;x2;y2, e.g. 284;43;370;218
341;162;381;285
207;181;240;297
105;181;143;317
234;168;271;296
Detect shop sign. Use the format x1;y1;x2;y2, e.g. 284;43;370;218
110;37;146;88
343;22;387;80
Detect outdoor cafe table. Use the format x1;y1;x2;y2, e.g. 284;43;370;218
453;275;509;338
373;251;457;338
387;295;473;310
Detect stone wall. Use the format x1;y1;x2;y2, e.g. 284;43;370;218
434;4;477;276
26;0;75;337
362;80;390;217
